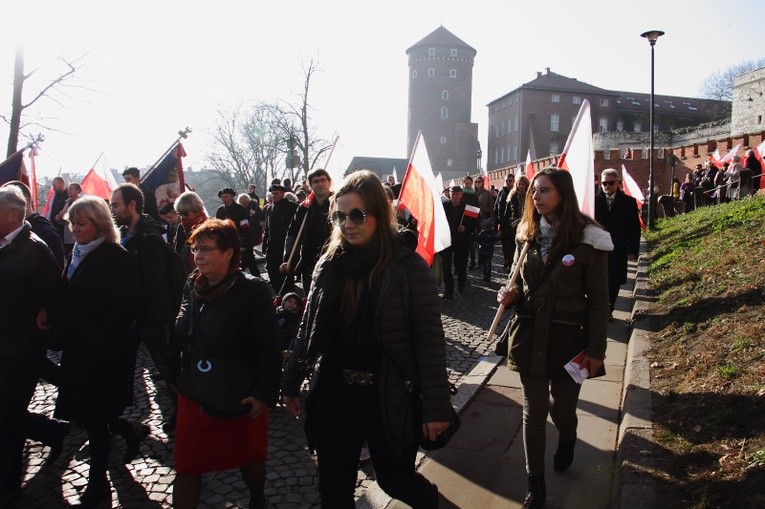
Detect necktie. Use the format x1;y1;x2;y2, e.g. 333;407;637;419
607;196;614;210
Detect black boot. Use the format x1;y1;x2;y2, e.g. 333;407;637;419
553;437;576;472
122;422;150;463
76;475;111;508
523;474;545;508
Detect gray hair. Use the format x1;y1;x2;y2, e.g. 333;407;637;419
174;191;205;215
0;186;27;226
66;196;120;244
601;168;620;181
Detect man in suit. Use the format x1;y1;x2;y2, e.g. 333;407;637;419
594;168;641;318
441;186;478;299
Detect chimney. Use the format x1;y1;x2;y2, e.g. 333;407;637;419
545;67;550;75
537;71;542;78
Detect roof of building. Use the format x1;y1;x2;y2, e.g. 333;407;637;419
344;156;410;180
406;25;477;55
614;92;731;119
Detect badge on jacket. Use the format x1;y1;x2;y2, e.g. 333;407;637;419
562;254;575;267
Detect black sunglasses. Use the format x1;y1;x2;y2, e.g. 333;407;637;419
331;208;367;226
602;181;617;186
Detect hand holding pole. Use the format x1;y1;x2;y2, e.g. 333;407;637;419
486;241;530;341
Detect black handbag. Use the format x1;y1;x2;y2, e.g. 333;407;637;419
187;297;258;419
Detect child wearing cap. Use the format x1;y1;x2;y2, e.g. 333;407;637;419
276;292;302;353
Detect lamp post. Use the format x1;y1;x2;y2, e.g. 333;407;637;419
641;29;664;229
476;145;482;173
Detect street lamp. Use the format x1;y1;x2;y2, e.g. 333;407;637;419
641;29;664;229
476;145;482;173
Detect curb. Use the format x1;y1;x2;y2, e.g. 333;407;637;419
356;354;504;509
615;241;656;509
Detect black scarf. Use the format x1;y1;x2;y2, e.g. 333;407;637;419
336;241;380;280
191;269;240;303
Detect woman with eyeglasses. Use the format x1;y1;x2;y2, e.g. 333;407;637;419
496;168;613;508
281;170;452;508
172;218;282;508
173;191;209;275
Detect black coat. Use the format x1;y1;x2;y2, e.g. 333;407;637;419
0;224;60;357
55;241;139;422
283;197;332;277
263;199;298;265
282;238;452;454
175;272;283;408
594;190;641;286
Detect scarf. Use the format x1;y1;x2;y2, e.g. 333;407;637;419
191;268;240;303
337;241;380;280
537;216;558;262
462;186;476;195
67;236;106;280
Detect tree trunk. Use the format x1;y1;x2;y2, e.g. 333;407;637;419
7;43;24;157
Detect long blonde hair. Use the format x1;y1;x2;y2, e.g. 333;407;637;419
67;196;120;244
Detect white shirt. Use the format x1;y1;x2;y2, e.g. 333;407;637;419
0;222;25;250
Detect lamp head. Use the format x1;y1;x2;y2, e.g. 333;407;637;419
641;30;665;46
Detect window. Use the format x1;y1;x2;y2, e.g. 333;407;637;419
494;149;499;165
513;115;518;132
604;149;611;160
633;122;641;132
440;137;447;144
572;96;581;105
513;145;518;161
654;124;659;133
442;90;449;100
599;118;608;133
493;123;500;138
550;114;560;132
412;70;417;79
450;48;457;57
616;121;624;132
441;107;448;120
428;48;435;56
428;68;435;77
757;115;762;125
600;99;609;107
450;69;457;78
447;158;453;167
551;94;560;103
550;142;559;156
500;146;505;163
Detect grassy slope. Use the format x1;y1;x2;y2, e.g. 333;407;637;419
643;195;765;508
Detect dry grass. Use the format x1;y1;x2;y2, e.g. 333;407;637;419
643;195;765;508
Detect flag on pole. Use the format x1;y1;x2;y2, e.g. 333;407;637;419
557;99;595;217
524;149;535;181
463;204;480;219
397;131;451;265
435;172;444;193
709;148;723;169
753;140;765;190
621;165;646;231
80;169;112;199
29;147;39;212
720;143;742;165
141;143;186;209
0;150;26;187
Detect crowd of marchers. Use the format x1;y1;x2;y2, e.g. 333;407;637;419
3;162;648;509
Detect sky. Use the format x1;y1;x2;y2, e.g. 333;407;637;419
2;0;764;183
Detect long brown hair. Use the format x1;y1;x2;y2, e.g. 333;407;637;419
518;167;598;262
323;170;399;323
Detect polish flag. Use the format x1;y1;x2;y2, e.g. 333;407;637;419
398;131;451;265
753;139;765;190
621;165;646;231
709;149;723;169
557;99;595;217
463;204;480;219
79;154;118;200
720;143;742;165
524;149;535;181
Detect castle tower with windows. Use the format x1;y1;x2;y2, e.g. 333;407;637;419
406;26;479;181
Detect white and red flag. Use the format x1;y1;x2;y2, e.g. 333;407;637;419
463;204;480;219
79;153;118;200
709;148;723;169
398;131;451;266
557;99;595;217
524;149;535;181
621;164;646;231
752;139;765;190
720;143;742;165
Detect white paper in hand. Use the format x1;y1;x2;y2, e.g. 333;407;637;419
564;350;590;384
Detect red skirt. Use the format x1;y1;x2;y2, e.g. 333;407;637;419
174;393;268;474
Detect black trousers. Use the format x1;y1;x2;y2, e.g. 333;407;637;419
309;377;438;509
0;351;42;497
441;244;468;295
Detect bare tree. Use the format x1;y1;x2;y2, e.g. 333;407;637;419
700;57;765;101
2;42;88;157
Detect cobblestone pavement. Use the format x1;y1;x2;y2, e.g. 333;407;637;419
18;248;510;508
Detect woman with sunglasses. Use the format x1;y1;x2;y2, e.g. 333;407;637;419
281;170;452;508
497;168;613;508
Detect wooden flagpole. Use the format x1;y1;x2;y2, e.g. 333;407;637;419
486;242;530;341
